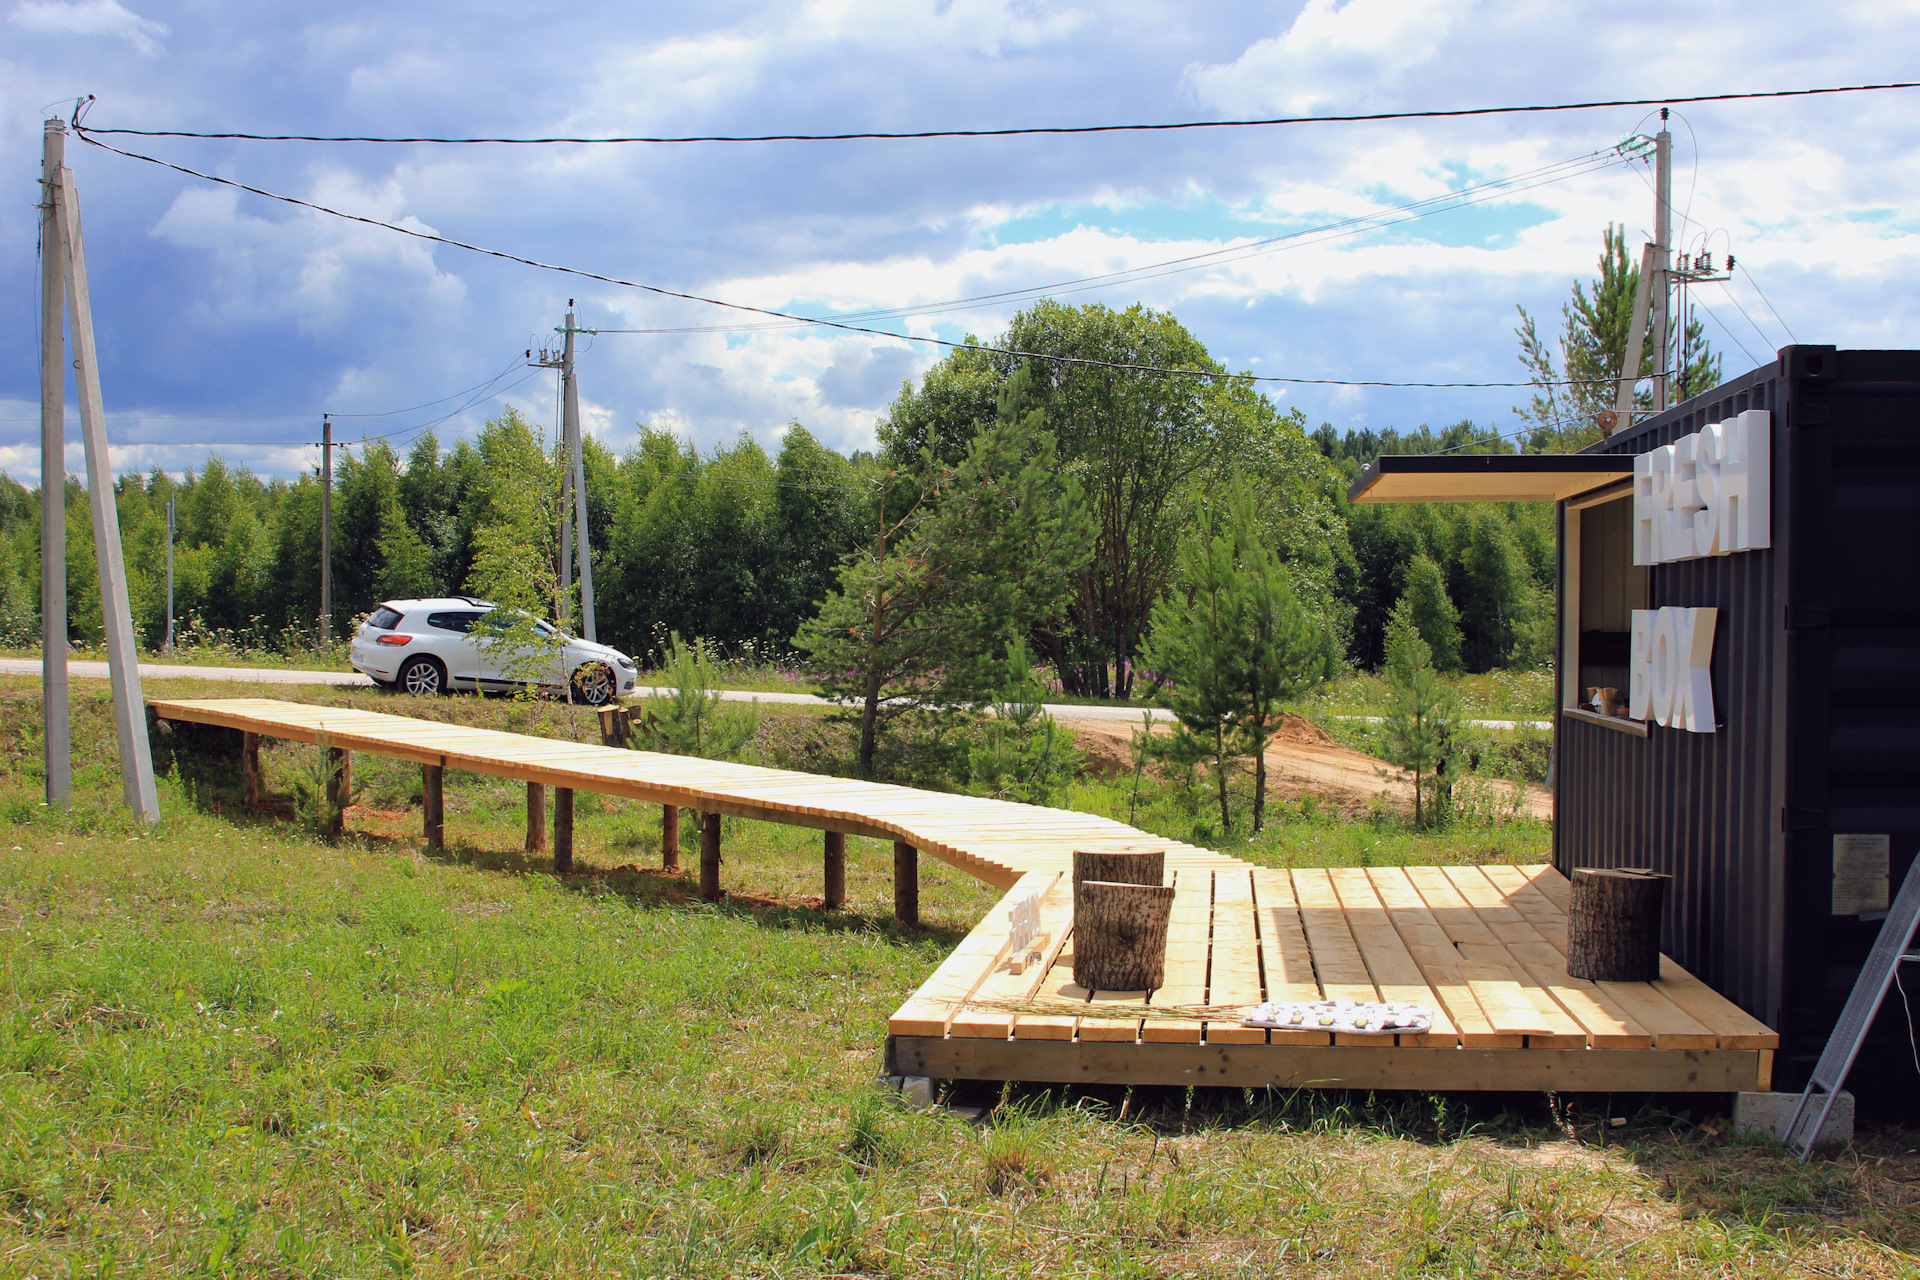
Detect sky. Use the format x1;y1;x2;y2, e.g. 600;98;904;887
3;0;1919;486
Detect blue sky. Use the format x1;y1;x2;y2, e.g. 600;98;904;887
3;0;1919;483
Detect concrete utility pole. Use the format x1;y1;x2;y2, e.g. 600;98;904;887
542;303;598;640
47;125;159;822
320;413;332;647
39;119;70;805
164;496;175;652
1612;242;1658;430
1653;109;1674;412
562;305;596;642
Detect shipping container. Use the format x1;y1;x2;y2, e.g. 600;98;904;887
1350;346;1920;1107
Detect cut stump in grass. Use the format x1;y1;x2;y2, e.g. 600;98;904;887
1567;867;1669;981
1073;881;1175;991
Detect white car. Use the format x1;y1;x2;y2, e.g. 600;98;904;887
349;596;638;706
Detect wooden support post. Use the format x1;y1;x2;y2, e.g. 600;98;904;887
325;747;349;842
1073;882;1175;991
700;812;722;902
661;804;680;872
525;782;546;852
1567;868;1669;981
894;839;919;928
824;831;847;908
422;763;444;850
553;787;573;874
241;731;261;809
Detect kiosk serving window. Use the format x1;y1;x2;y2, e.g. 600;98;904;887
1564;486;1647;728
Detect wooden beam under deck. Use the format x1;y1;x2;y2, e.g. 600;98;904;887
890;1036;1770;1094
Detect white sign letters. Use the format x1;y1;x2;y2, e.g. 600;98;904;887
1633;410;1770;565
1630;606;1718;732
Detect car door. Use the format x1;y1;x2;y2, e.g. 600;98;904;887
470;609;565;692
424;610;487;687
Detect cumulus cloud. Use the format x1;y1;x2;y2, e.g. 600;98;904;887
9;0;166;55
2;1;1920;473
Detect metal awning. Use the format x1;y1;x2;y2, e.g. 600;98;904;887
1347;453;1636;504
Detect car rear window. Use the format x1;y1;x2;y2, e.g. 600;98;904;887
426;611;484;634
368;606;404;630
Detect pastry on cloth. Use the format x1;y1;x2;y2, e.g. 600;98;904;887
1241;999;1433;1034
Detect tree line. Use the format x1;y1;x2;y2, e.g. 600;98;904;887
7;220;1717;703
0;301;1559;690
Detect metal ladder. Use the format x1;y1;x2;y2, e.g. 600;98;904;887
1785;856;1920;1160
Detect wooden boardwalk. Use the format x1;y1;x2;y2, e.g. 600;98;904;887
152;698;1775;1093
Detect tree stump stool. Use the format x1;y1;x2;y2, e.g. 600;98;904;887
1073;882;1175;991
1566;867;1670;981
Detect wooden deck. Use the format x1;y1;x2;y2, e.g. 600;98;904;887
889;862;1776;1093
152;698;1775;1093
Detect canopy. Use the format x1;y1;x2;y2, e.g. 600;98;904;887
1347;453;1636;504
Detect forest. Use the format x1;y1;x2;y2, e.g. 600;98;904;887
1;282;1690;699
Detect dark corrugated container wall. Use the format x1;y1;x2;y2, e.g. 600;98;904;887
1553;347;1920;1105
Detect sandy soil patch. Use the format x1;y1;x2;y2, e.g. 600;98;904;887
1058;711;1552;820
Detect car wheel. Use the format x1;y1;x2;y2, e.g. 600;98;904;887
398;656;448;697
572;662;616;707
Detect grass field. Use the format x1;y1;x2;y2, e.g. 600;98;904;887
1;679;1916;1277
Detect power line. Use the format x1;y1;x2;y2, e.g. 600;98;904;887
598;147;1635;336
71;81;1920;145
75;132;1621;391
1738;261;1799;344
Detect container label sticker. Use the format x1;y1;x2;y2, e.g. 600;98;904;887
1832;834;1891;916
1633;409;1770;565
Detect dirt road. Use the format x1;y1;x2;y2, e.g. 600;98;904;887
1056;710;1552;820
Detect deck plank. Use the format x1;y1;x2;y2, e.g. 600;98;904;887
1401;866;1583;1044
1206;869;1267;1045
1248;870;1331;1046
1366;866;1520;1049
1326;867;1458;1047
1142;869;1211;1044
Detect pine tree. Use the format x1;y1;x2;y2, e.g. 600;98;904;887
795;368;1094;778
1379;596;1459;829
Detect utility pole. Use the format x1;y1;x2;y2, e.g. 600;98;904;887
164;496;175;652
1611;242;1657;432
46;121;158;822
320;413;332;648
39;119;70;806
535;304;597;640
563;304;596;642
1653;109;1673;412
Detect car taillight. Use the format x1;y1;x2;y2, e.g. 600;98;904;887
375;634;412;646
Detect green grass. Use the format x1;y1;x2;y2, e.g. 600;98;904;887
0;681;1915;1276
1311;669;1556;722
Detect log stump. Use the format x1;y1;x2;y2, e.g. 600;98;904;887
1073;882;1175;991
1566;867;1669;981
1071;846;1164;917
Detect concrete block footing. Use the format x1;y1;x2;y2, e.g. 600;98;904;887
879;1074;936;1109
1734;1090;1853;1149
